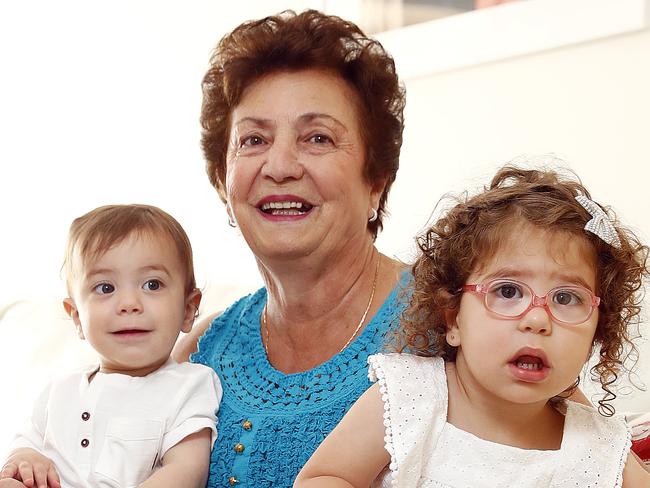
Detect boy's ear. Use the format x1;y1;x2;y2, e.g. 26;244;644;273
444;308;461;347
181;289;202;333
63;298;85;340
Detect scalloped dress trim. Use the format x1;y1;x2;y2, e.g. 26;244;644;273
368;355;399;487
615;426;633;488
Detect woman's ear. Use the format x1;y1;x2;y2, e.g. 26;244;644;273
444;308;461;347
369;180;386;213
63;298;85;339
181;289;203;333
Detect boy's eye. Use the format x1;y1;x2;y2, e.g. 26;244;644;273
94;283;115;295
143;279;162;291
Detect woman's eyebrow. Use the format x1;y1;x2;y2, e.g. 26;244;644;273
298;112;347;131
232;116;274;129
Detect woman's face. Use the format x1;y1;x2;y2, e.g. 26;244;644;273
224;69;381;263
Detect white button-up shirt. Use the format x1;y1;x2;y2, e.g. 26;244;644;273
11;360;222;488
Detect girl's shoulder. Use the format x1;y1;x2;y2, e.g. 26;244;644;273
367;353;444;381
552;401;631;486
367;353;448;487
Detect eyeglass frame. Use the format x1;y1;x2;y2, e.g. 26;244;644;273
461;278;601;325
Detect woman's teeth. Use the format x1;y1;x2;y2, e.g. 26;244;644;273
260;201;312;214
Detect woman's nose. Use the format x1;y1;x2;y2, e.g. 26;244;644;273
261;137;304;182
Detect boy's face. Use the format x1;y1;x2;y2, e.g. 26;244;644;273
64;232;200;377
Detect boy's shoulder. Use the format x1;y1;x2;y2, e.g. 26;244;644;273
157;360;217;378
152;360;221;391
47;364;100;386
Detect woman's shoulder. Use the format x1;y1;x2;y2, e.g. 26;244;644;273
174;289;266;363
190;289;266;362
368;267;412;330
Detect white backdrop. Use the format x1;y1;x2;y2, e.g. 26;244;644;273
2;0;649;458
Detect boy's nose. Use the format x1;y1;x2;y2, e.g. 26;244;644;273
118;291;142;314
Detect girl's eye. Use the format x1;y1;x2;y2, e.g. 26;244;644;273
553;290;584;306
143;279;162;291
492;283;523;300
94;283;115;295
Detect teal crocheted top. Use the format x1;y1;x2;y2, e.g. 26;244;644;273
191;273;410;488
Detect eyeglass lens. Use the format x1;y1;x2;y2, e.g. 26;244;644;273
485;281;594;324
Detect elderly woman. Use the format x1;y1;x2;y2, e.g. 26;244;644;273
175;9;408;488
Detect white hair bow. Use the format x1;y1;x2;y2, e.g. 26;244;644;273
575;195;622;249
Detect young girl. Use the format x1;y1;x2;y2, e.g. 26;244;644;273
0;204;222;488
295;167;650;487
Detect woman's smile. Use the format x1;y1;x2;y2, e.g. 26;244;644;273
225;69;373;260
256;194;315;220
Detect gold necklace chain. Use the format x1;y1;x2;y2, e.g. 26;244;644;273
262;255;381;356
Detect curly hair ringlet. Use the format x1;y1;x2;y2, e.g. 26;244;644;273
399;165;649;416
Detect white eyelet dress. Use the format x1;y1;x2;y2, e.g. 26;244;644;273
368;353;631;488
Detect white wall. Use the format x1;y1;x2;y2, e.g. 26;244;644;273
375;3;650;411
1;0;649;456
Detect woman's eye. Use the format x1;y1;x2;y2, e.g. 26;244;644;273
240;135;265;147
94;283;115;295
308;134;333;144
143;279;162;291
553;290;583;306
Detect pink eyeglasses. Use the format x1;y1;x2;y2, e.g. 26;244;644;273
462;279;600;325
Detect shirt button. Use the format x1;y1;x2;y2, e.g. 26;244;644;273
233;443;245;453
228;476;239;485
81;412;90;421
242;420;253;430
80;438;90;448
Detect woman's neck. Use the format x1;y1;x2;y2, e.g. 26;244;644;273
257;242;404;373
445;361;565;450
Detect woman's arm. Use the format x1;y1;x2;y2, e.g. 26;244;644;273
294;383;390;488
138;429;211;488
172;312;220;362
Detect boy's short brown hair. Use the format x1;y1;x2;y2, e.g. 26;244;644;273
63;204;196;295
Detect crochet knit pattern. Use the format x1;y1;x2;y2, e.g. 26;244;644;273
191;275;410;488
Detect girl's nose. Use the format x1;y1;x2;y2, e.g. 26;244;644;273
517;305;553;335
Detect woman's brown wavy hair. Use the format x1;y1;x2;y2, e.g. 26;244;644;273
400;166;648;416
200;9;405;238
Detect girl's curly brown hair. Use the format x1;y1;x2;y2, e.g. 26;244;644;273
400;166;648;416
